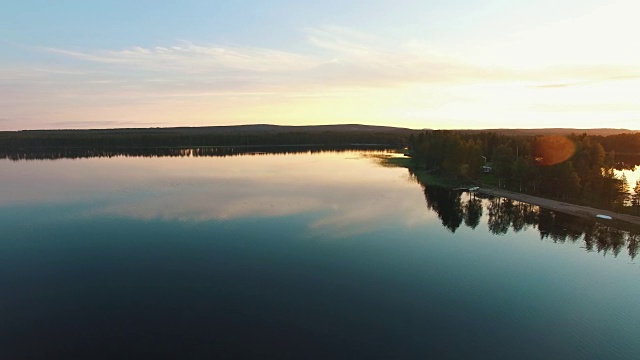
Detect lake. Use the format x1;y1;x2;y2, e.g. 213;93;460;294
1;150;639;359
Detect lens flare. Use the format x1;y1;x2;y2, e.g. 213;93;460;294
534;135;576;166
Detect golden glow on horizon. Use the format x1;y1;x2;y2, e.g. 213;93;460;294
15;77;639;131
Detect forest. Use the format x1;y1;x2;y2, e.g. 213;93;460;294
0;124;411;150
408;131;640;214
2;125;638;151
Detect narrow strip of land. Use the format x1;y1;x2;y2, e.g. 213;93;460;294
476;187;640;226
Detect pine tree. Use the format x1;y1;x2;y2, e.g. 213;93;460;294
633;180;640;214
619;174;630;208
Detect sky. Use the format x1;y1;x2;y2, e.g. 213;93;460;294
1;0;639;130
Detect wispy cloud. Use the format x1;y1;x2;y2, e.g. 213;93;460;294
533;83;573;89
37;26;640;91
529;103;640;113
43;41;321;73
531;73;640;89
46;120;158;128
36;26;506;90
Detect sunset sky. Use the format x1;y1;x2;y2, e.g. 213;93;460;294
2;0;639;130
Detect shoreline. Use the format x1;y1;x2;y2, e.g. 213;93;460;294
378;155;640;229
475;187;640;227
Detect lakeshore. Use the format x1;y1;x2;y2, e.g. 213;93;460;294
475;187;640;227
380;155;640;229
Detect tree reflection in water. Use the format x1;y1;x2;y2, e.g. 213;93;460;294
0;145;393;161
422;185;464;233
463;198;482;229
419;183;640;260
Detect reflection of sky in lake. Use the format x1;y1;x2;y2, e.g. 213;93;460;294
615;166;640;194
0;152;438;237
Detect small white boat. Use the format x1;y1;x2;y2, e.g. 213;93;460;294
469;186;480;192
596;214;612;220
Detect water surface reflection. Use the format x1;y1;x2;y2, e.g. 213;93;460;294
2;150;638;257
1;150;640;358
0;151;433;237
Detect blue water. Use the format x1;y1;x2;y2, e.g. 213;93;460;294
1;152;638;359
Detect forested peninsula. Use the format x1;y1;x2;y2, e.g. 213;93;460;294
405;130;640;217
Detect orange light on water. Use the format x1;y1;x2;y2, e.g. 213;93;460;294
534;135;576;166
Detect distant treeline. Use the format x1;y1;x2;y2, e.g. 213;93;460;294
408;131;640;212
0;125;411;150
598;132;640;154
1;125;638;155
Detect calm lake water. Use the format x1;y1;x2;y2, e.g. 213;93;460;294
1;151;639;359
